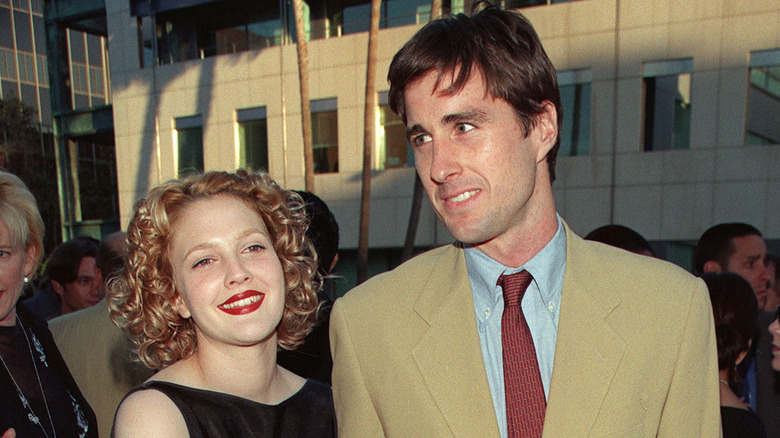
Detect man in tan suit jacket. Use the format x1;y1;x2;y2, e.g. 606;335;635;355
49;232;152;438
331;5;720;437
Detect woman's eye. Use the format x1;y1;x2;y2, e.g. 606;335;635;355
246;244;265;253
193;258;212;268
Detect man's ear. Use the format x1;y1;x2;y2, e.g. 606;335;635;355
51;280;65;296
533;101;558;164
702;260;723;273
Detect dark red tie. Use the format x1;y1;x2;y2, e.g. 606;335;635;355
499;271;546;437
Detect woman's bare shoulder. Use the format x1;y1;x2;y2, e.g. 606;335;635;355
113;384;189;438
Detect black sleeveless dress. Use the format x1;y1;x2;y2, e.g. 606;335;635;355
118;379;336;438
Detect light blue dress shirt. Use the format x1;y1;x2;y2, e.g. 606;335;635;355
465;216;566;438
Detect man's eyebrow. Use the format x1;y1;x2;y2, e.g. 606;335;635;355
405;109;490;139
405;124;427;139
442;109;489;125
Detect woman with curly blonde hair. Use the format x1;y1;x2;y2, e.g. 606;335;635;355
109;170;335;437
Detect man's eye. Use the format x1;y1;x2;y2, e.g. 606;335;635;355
412;134;432;147
456;123;475;133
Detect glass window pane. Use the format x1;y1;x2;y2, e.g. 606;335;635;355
643;60;692;151
557;69;592;156
86;34;103;66
36;54;46;85
386;0;430;27
377;104;411;169
238;118;269;172
68;29;86;63
137;16;155;68
33;15;45;51
342;3;370;35
2;79;19;98
76;141;119;221
177;126;203;175
216;26;248;55
13;10;32;51
747;49;780;146
312;107;338;174
0;12;13;47
4;49;17;79
247;19;282;49
89;66;103;96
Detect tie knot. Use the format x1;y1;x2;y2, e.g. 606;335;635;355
498;270;534;307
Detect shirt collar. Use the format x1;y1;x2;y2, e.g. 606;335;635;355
465;215;567;305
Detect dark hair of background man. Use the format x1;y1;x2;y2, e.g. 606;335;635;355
694;223;763;275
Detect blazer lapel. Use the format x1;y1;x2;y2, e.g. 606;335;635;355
543;227;626;437
411;245;500;437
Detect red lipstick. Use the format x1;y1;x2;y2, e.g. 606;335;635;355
218;290;265;315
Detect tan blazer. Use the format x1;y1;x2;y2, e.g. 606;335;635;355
49;299;153;438
331;225;721;437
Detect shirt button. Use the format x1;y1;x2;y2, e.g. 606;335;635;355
484;309;490;318
548;302;555;312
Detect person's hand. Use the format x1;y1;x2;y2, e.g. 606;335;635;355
2;428;16;438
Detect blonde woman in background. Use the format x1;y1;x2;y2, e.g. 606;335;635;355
0;171;97;437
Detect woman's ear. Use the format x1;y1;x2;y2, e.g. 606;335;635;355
173;295;191;319
23;245;37;278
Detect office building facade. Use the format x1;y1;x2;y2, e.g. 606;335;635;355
102;0;778;288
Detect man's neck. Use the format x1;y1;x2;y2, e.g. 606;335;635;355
472;211;559;268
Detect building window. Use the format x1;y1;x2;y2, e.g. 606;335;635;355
0;48;16;79
311;98;338;174
175;115;203;176
376;91;411;169
88;66;104;97
71;62;88;93
137;16;155;68
148;2;283;65
642;58;692;151
16;51;35;84
746;49;780;146
36;54;47;86
236;106;269;172
557;69;591;156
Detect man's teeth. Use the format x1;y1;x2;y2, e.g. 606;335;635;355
450;190;478;203
221;295;262;309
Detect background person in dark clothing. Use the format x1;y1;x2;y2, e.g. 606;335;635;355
703;272;766;438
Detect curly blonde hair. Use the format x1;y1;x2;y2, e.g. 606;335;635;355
108;170;321;370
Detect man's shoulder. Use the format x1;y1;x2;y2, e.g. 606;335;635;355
575;235;696;280
570;235;703;303
49;300;113;342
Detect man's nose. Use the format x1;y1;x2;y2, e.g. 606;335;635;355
429;138;463;183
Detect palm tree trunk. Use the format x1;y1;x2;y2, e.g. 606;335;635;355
292;0;315;192
356;0;381;284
